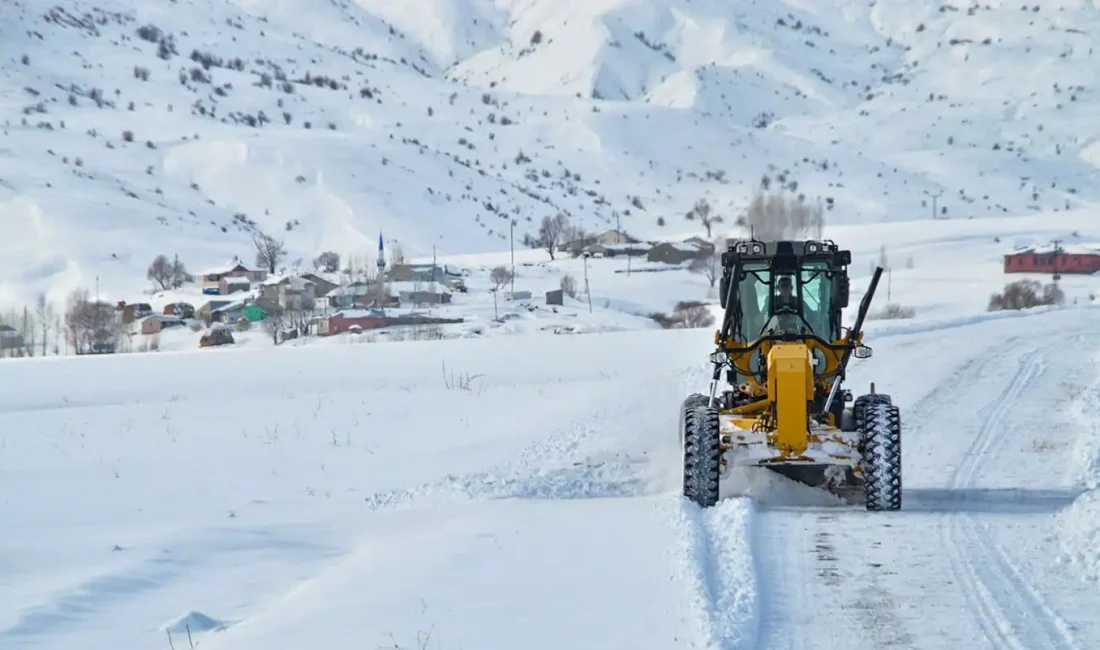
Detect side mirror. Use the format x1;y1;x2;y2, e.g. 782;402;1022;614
853;345;873;359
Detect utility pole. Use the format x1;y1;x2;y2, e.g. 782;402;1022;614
583;252;592;313
1052;238;1062;281
509;219;515;295
615;210;631;276
924;189;943;220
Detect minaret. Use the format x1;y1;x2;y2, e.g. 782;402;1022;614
376;231;386;311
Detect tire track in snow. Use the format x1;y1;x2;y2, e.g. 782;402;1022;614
748;338;1016;650
673;497;759;650
942;341;1081;650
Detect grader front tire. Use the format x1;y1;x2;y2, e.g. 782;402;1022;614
682;405;722;508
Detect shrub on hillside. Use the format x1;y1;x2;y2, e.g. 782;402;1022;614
650;301;715;329
867;303;915;320
987;279;1064;312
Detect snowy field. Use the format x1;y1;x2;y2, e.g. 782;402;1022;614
2;301;1100;650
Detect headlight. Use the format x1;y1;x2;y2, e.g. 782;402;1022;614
751;243;763;254
807;242;819;252
710;351;727;366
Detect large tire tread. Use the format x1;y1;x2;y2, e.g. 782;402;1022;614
682;405;722;508
857;400;902;512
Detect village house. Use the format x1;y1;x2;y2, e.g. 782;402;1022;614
595;229;639;245
1004;242;1100;275
197;299;231;323
260;275;316;310
163;302;195;319
244;298;281;322
0;324;25;356
316;309;388;336
391;281;452;306
647;241;710;265
326;281;374;309
118;301;153;324
387;263;459;283
585;242;649;258
563;229;639;256
199;262;267;295
219;275;251;295
210;300;249;324
299;272;337;299
141;314;184;335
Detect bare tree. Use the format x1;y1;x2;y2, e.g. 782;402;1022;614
490;265;513;291
35;293;55;356
560;224;595;257
262;311;289;344
685;198;723;238
560;274;577;298
286;298;314;338
170;255;191;288
314;251;340;272
525;213;569;260
741;190;825;241
64;289;121;354
64;288;91;353
253;231;287;273
147;254;173;290
689;244;723;288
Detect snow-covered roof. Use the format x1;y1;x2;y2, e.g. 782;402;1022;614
334;308;386;319
146;314;184;324
326;282;374;297
391;281;450;293
211;300;247;312
200;261;250;276
224;276;251;285
1012;242;1100;255
262;274;313;289
653;242;702;253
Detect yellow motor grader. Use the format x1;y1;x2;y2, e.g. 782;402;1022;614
679;238;902;511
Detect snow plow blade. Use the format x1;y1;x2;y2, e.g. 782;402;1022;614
758;462;865;504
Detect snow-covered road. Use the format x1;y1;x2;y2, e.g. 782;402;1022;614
1;307;1098;649
752;314;1100;650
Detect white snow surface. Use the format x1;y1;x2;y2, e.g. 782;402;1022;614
4;0;1100;648
3;298;1100;649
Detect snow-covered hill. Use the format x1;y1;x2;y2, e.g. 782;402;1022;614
4;0;1100;308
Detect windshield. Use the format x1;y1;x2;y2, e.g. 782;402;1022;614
736;264;770;342
736;261;834;340
800;262;832;338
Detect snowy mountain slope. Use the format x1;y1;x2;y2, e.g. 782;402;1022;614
3;303;1100;649
5;0;1100;307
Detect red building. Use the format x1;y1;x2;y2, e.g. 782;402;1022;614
317;309;387;335
1004;245;1100;275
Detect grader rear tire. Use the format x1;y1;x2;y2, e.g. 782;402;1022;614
682;405;721;508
